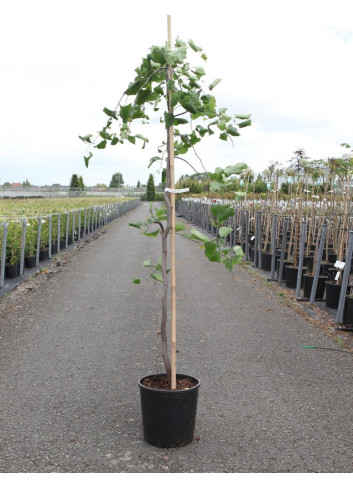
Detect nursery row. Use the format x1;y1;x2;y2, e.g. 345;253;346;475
176;198;353;330
0;198;140;287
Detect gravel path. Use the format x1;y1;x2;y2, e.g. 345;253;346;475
0;202;352;473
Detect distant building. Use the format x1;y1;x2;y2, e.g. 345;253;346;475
11;182;21;188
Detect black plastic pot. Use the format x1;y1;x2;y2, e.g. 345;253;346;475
303;274;327;300
25;255;36;268
285;266;307;289
5;263;19;279
39;249;48;261
343;296;353;325
261;252;272;271
51;242;58;255
325;281;344;309
138;373;200;448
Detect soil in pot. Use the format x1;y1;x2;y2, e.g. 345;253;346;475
138;373;200;448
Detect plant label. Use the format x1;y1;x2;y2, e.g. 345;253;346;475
334;260;345;269
165;187;189;193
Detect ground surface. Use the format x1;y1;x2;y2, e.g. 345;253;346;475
0;203;352;473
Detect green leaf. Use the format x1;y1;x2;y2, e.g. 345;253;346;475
211;205;234;222
136;89;152;105
151;46;167;65
209;78;222;90
196;125;208;136
84;152;93;168
149;156;162;168
79;134;93;143
235;114;251;120
129;221;144;229
99;129;112;140
192;66;206;77
125;80;145;95
96;140;107;149
119;104;132;123
165;45;187;65
224;163;248;176
175;222;186;232
188;39;202;52
219;226;233;238
227;125;240;137
164;111;174;129
133;279;141;284
209;181;222;192
190;228;209;243
103;107;118;119
143;258;151;267
143;229;160;237
219;132;228;141
238;119;252;128
204;241;221;262
150;272;163;282
111;136;119;145
180;93;201;114
174;117;188;126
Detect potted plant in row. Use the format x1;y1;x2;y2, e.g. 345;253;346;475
80;16;251;448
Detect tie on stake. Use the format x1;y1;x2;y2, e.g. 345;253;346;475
302;345;353;354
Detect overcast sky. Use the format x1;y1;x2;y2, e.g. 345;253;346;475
1;0;353;187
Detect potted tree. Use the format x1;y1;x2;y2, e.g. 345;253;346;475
80;16;251;447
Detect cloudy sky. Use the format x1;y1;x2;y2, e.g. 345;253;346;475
1;0;353;188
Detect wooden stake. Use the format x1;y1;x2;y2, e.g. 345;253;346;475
167;15;177;390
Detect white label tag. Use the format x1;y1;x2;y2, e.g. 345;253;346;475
334;260;345;269
251;236;255;241
335;271;341;281
165;187;189;194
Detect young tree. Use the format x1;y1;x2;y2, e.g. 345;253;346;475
146;174;156;201
136;180;141;188
109;172;124;188
69;174;79;190
78;176;85;190
80;20;251;388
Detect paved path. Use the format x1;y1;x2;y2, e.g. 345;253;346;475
0;203;352;473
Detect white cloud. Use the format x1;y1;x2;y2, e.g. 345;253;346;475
1;0;353;186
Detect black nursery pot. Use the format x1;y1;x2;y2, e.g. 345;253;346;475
325;281;343;309
25;255;36;269
343;296;353;325
39;249;48;261
138;373;200;448
261;252;272;271
5;263;19;279
285;266;307;289
303;274;327;300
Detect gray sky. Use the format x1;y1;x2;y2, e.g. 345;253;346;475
1;0;353;187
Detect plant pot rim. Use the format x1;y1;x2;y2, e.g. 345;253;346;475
138;373;200;393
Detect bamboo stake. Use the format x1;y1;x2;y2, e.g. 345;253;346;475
167;15;177;390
